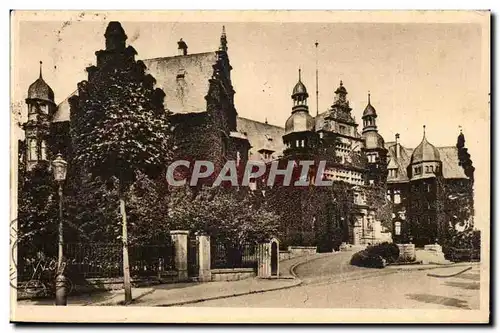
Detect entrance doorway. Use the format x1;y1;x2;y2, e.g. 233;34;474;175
271;241;278;276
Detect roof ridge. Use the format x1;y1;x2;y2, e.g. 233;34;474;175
237;116;284;129
142;51;216;63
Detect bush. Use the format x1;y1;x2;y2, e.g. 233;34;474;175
442;228;481;262
366;242;400;263
350;242;400;268
350;251;387;269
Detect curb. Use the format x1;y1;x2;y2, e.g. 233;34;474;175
387;262;479;272
153;254;334;307
288;253;336;279
427;266;473;278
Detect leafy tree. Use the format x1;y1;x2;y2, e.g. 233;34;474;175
17;160;58;278
167;186;280;247
69;22;172;303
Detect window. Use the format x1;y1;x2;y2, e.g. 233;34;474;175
40;141;47;160
394;193;401;204
28;139;37;161
339;125;346;134
40;104;48;114
429;165;434;173
395;221;401;236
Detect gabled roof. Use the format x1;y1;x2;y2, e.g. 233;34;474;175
385;142;413;183
236;117;285;161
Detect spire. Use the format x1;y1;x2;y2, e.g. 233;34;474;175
39;61;43;79
423;125;426;138
368;91;371;104
219;25;228;52
457;125;465;149
265;117;268;124
291;68;309;109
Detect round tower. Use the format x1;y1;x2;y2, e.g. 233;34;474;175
283;69;318;157
24;61;56;170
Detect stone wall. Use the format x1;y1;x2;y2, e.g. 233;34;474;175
288;246;317;256
210;268;255;281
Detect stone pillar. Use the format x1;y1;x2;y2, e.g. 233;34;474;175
352;216;362;246
197;234;211;282
170;230;189;281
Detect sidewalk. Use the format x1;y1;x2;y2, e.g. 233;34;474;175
17;253;330;307
16;287;155;306
135;254;333;307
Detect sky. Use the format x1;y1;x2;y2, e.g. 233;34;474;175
11;13;490;230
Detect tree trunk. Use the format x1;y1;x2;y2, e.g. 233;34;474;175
119;194;132;304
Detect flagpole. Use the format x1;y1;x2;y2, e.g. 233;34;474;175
315;41;319;117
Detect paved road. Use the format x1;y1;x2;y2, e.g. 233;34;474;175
186;251;480;309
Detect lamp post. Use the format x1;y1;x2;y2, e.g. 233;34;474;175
52;153;68;306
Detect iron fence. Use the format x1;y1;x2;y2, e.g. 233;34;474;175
64;242;176;278
211;242;258;269
17;241;176;281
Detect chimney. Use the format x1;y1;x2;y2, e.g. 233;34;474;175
177;38;188;56
395;133;400;159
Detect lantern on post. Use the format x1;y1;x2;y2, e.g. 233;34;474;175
52;153;68;306
52;154;68;182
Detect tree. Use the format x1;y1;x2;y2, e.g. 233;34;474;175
167;186;280;247
17;159;59;280
70;22;172;303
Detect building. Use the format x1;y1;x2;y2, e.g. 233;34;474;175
19;21;474;249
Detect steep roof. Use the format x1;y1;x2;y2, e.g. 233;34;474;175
236;117;285;161
385;142;467;181
52;52;218;123
142;52;218;114
52;90;77;122
410;135;441;164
